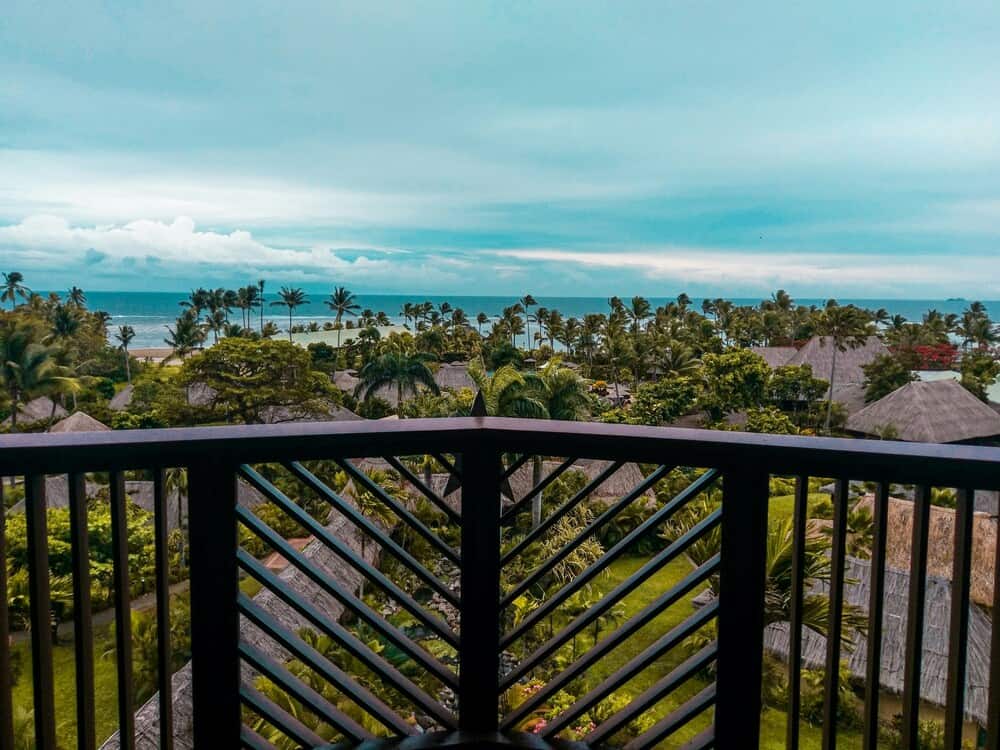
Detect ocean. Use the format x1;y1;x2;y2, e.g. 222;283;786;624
43;291;999;349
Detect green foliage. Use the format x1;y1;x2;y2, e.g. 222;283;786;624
700;349;770;421
768;364;829;405
180;337;337;423
960;350;1000;401
626;377;698;426
745;406;798;434
355;396;395;419
862;353;919;402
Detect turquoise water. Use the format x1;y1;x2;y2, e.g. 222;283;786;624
43;291;998;349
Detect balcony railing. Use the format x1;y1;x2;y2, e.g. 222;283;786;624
1;417;998;750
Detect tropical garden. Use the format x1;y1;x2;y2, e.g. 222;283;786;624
2;271;997;749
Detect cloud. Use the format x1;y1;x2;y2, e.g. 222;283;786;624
490;247;1000;297
84;248;106;264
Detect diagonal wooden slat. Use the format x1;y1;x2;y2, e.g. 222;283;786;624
582;642;718;746
239;683;325;749
237;540;457;687
380;455;461;523
501;486;720;651
286;460;459;606
501;460;626;564
499;453;531;482
620;682;716;750
239;639;374;742
677;726;716;750
498;456;579;522
336;459;460;564
238;594;425;735
239;466;458;645
501;466;714;609
239;725;276;750
501;524;720;689
534;597;719;737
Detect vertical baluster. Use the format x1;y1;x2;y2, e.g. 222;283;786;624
822;478;849;750
69;473;96;750
187;462;240;746
944;488;974;750
901;484;931;750
0;478;14;750
110;472;135;748
716;466;769;748
458;442;501;732
786;475;809;750
986;488;1000;750
863;481;889;750
152;469;174;750
26;474;57;749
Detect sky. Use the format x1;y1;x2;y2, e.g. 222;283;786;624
1;1;999;298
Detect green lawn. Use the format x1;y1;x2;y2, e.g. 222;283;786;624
571;556;863;749
767;492;830;523
12;624;122;747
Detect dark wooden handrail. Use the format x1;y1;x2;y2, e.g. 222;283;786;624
2;417;999;487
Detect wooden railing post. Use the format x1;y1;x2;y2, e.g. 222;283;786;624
458;437;502;733
715;466;769;749
187;462;241;748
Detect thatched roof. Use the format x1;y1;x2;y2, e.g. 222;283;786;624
762;557;993;727
434;362;475;391
853;494;997;608
750;346;797;368
185;383;216;407
49;411;111;433
259;403;362;424
1;396;68;427
830;382;868;415
787;335;888;384
332;370;360;392
108;385;134;411
846;379;1000;443
500;460;654;504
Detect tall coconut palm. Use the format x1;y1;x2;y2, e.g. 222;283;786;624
256;279;266;332
816;305;871;434
66;286;87;308
326;286;361;350
520;294;537;349
355;352;439;413
0;322;78;431
47;304;80;342
476;312;489;335
164;310;206;361
270;287;309;341
115;325;136;383
1;272;30;310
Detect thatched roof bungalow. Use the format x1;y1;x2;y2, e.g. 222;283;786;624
846;380;1000;444
49;411;111;433
762;557;993;728
749;346;797;369
787;335;888;385
852;494;997;608
434;362;475;391
1;396;68;427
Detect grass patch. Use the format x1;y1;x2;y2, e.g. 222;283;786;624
12;624;121;747
768;492;830;523
569;555;862;748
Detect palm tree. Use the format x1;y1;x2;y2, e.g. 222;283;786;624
115;325;136;383
469;362;547;419
325;286;361;350
476;312;489;335
0;323;78;432
270;287;309;341
1;272;30;310
257;279;266;332
204;309;227;344
628;296;651;341
47;304;81;342
817;305;871;434
164;310;206;360
355;352;439;413
520;294;537;349
66;286;87;308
